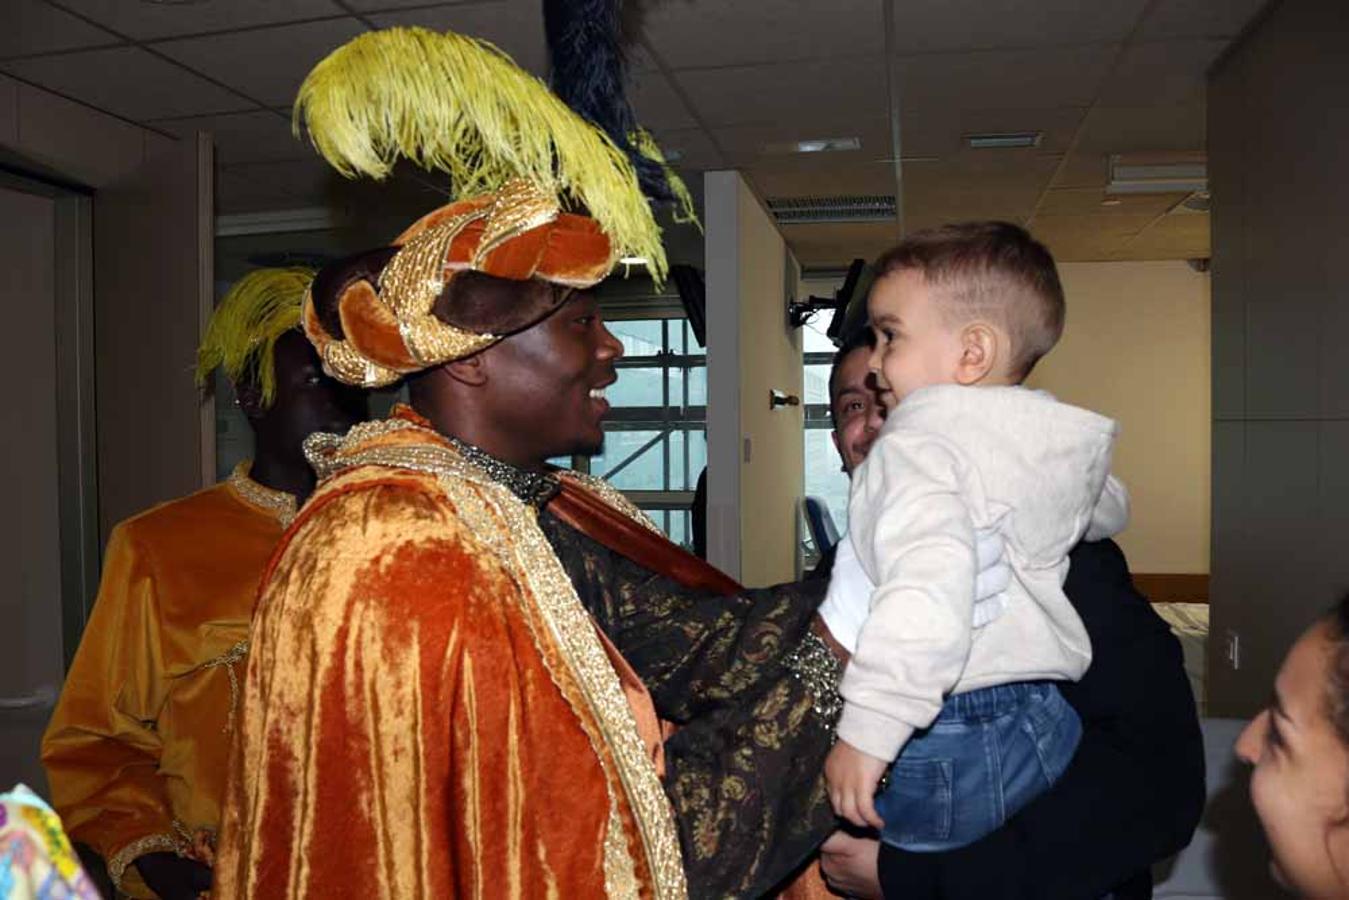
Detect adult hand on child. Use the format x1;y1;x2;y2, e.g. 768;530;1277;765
825;739;888;830
819;830;883;899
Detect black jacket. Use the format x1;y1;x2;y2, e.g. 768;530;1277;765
875;539;1206;900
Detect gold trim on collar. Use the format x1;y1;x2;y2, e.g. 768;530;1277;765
226;462;297;527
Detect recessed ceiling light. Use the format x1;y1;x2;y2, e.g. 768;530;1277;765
965;132;1042;150
763;137;861;155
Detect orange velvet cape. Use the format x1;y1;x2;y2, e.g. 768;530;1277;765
212;417;687;899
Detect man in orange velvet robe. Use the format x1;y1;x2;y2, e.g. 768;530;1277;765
41;271;367;899
212;171;844;898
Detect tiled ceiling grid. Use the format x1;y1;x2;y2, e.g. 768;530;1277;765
0;0;1269;265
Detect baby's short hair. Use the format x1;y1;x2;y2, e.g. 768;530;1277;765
873;221;1065;380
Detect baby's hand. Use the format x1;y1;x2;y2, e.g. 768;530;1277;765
824;739;888;829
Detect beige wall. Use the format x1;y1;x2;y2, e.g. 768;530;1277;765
1028;261;1211;575
1207;0;1349;716
706;171;805;586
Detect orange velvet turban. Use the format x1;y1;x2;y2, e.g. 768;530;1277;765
304;179;617;387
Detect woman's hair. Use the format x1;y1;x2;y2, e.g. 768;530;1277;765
1325;594;1349;746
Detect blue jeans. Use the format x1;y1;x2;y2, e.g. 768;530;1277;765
876;681;1081;852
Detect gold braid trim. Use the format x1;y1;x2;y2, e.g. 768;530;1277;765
560;471;663;535
108;833;188;894
226;462;297;527
198;638;250;734
379;207;498;366
309;437;688;899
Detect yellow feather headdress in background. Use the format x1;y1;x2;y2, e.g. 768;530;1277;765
196;267;316;406
293;27;682;281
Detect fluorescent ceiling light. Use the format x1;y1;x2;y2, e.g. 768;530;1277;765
763;137;861;154
965;132;1042;149
1107;156;1207;195
619;256;649;266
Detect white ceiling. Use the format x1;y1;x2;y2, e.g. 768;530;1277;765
0;0;1272;265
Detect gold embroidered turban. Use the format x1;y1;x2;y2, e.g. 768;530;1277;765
302;180;617;387
288;26;694;387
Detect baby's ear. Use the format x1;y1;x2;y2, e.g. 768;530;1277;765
955;322;999;385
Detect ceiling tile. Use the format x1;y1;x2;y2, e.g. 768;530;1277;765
677;57;886;127
641;0;884;70
644;127;725;170
369;2;547;75
1049;151;1113;188
1074;104;1206;154
901;106;1087;158
1;46;252;120
1118;212;1211;259
56;0;345;41
781;221;903;268
1037;187;1186;217
1096;39;1227;107
1137;0;1272;40
155;18;366;107
0;0;120;59
892;0;1148;53
344;0;501;10
629;68;696;131
903;152;1061;222
149;109;307;165
1028;212;1159;261
897;46;1116;112
745;159;897;200
713;116;892;166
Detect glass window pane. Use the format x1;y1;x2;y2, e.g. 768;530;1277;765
609;367;667;408
592;430;666;490
803;427;850;535
802;321;837;354
804;363;832;406
686;364;707;407
609;319;664;357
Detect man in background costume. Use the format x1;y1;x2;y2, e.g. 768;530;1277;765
213;26;841;900
41;270;367;899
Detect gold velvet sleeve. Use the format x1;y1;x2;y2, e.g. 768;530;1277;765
214;479;626;900
40;524;179;899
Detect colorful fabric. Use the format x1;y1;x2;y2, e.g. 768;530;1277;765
0;786;99;900
40;470;292;898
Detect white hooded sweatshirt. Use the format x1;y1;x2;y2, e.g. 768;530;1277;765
835;384;1129;762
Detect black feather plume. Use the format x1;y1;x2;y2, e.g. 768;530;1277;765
544;0;674;203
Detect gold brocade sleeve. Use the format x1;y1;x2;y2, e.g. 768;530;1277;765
40;524;179;899
213;479;640;899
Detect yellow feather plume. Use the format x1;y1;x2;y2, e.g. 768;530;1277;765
196;267;315;406
293;27;671;281
631;128;699;229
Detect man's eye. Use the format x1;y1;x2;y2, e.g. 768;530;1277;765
846;401;864;413
575;315;595;326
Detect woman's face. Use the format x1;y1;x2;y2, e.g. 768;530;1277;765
1237;621;1349;897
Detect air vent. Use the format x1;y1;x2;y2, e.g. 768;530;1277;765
767;195;897;225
